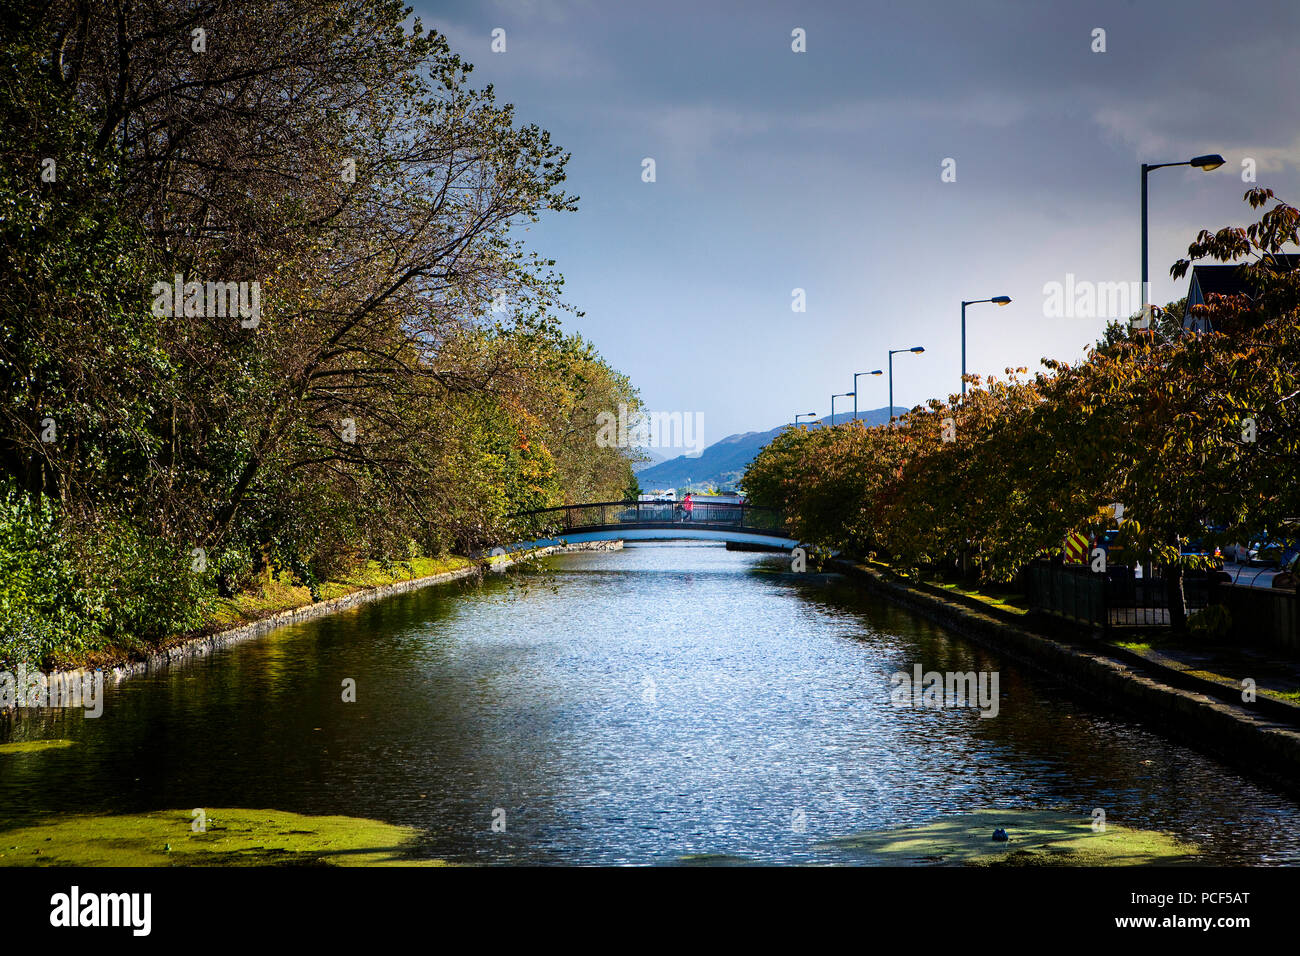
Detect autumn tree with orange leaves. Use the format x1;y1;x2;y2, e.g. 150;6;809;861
744;188;1300;634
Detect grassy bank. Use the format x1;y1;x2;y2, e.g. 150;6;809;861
865;558;1030;615
868;559;1300;704
1109;636;1300;705
48;555;474;672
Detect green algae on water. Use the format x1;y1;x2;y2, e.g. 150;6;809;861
0;808;445;867
825;809;1200;866
0;739;77;755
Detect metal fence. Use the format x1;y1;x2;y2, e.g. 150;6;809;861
1027;563;1107;631
1104;566;1212;627
1027;562;1212;633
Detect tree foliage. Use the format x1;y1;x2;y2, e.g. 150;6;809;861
0;1;639;666
745;189;1300;631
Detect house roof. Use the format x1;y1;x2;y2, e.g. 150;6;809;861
1183;254;1300;331
1189;264;1250;301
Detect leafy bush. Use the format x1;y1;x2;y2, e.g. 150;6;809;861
0;489;211;667
0;490;101;668
1187;604;1233;641
76;521;211;650
212;547;256;598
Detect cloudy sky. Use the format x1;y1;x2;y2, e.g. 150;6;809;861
414;0;1300;444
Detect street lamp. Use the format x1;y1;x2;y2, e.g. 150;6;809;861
831;392;854;427
1140;154;1224;315
853;370;883;420
887;347;925;422
794;412;817;427
960;296;1011;397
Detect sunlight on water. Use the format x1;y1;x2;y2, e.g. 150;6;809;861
3;541;1298;865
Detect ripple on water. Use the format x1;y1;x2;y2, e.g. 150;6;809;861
2;540;1298;865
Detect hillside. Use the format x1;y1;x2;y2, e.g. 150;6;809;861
635;406;895;491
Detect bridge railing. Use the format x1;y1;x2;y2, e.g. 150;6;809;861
507;500;787;539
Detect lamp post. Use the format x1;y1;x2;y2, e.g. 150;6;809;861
887;347;925;422
853;370;883;420
794;412;817;427
1140;154;1224;315
960;296;1011;397
831;392;853;427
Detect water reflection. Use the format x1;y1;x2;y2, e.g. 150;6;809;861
2;541;1297;865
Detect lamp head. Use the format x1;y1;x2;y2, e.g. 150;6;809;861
910;346;925;353
992;295;1012;305
871;369;883;375
1190;153;1225;171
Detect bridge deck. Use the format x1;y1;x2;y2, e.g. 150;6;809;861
502;500;802;551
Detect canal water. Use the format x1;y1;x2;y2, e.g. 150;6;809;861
3;541;1299;864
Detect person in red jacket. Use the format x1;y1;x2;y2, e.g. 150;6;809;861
681;493;693;522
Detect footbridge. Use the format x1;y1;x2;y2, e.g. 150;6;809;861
503;500;802;551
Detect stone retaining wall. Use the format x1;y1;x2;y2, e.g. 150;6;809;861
839;560;1300;796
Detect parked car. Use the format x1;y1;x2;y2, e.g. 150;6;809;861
1254;539;1300;569
1222;541;1252;563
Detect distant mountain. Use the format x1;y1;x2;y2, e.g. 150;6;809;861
631;446;675;472
635;406;895;491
